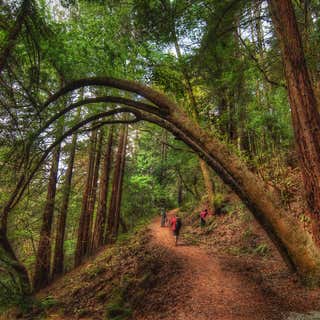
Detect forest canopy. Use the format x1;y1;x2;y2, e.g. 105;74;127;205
2;0;320;315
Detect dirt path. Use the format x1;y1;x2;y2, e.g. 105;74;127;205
140;210;290;320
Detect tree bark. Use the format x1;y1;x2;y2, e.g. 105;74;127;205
268;0;320;246
106;125;128;243
74;129;97;266
51;133;77;279
91;127;114;252
84;129;103;256
112;125;128;239
33;141;61;291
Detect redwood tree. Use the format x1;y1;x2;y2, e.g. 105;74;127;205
91;127;114;252
33;142;61;291
268;0;320;245
84;129;103;255
105;125;128;244
112;125;128;239
74;129;97;266
52;133;77;279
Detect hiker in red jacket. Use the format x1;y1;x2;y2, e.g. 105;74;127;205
200;208;208;227
170;215;182;246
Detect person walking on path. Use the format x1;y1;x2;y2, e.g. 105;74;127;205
160;208;167;227
200;208;208;227
170;214;182;246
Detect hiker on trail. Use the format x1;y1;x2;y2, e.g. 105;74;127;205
200;208;208;227
170;214;182;246
160;208;167;227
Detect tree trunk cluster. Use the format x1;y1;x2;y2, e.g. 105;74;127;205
31;123;129;290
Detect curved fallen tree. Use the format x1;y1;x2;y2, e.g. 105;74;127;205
1;77;320;295
43;77;320;281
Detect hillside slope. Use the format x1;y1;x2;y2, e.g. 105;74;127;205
4;208;320;320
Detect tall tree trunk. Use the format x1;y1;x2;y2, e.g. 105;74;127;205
84;129;103;256
268;0;320;246
7;76;320;287
74;129;97;266
112;125;128;240
33;142;61;291
91;127;114;252
106;125;128;243
51;133;77;279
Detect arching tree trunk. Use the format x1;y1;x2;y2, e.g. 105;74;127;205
52;133;77;279
41;77;320;281
161;111;320;279
33;141;61;291
268;0;320;246
5;73;320;288
75;129;97;266
91;127;114;252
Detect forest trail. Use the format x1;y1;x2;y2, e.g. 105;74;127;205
139;209;291;320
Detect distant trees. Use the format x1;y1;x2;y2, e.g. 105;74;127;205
133;0;215;211
75;124;128;265
28;120;130;288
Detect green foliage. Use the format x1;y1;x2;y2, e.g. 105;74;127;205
1;0;318;307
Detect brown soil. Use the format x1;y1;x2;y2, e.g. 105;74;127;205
6;208;320;320
135;209;320;320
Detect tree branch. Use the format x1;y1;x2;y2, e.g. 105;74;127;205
42;77;172;114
